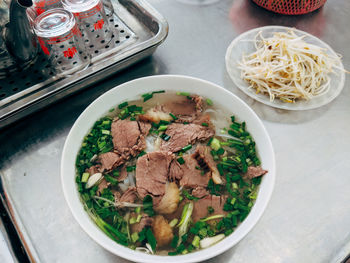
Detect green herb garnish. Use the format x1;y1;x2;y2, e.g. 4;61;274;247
143;195;154;216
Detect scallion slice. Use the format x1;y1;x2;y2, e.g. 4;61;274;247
206;98;213;106
118;101;128;109
177;157;185;165
181;144;192;152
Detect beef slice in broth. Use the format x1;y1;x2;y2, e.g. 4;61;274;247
111;119;151;157
135;151;175;202
169;154;210;188
160;123;215;153
192;195;227;222
139;95;204;124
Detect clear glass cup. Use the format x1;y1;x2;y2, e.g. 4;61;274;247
33;0;63;15
61;0;113;50
33;8;91;76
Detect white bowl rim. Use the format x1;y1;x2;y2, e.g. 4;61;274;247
225;25;346;111
61;74;276;263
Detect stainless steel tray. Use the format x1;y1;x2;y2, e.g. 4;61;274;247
0;0;168;129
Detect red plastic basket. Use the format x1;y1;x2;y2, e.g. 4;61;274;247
252;0;327;15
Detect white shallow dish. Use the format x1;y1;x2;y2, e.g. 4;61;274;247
61;75;275;263
225;26;345;111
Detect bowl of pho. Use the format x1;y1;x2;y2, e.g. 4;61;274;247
61;75;275;262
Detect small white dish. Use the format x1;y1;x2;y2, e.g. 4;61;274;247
61;75;275;262
225;26;345;110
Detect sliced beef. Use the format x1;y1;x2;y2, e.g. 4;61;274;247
97;178;110;195
175;154;210;188
192;113;212;126
192;195;227;222
98;152;125;172
120;186;138;203
112;189;121;202
243;166;268;180
136;151;175;200
86;165;101;175
111;119;151;157
194;145;222;184
139;95;204;123
118;165;128;182
191;186;209;198
139;121;151;135
168;159;183;181
160;123;215;153
130;214;154;233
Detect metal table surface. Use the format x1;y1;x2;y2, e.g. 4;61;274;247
1;0;350;262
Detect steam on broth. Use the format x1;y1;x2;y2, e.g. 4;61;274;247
75;91;267;255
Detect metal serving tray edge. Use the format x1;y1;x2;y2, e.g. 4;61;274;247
0;0;168;129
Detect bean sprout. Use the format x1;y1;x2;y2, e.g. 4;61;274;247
238;30;340;103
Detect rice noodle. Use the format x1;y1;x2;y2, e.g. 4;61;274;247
238;30;340;102
123;177;130;187
118;183;129;192
135;247;151;254
93;196;143;208
128;172;135;187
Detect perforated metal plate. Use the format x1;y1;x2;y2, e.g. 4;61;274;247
0;12;136;100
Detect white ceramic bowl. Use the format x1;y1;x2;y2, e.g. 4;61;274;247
61;75;275;263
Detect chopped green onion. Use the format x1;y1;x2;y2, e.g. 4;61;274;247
230;198;236;205
158;125;168;131
160;133;171;141
131;232;139;243
181;144;192;152
81;172;90;183
101;130;110;135
146;228;157;252
182;189;199;200
118;102;128;109
104;174;118;186
169;113;177;120
177;202;194;246
135;207;141;214
109;108;115;112
201;122;209;127
129;217;137;224
176;92;190;96
143;195;154;216
232;182;238;189
137;151;146;158
206;98;213;106
143;93;153;102
152;90;165;94
177;157;185;165
169;218;178;228
192;235;200;248
200;214;225;222
170;235;179;248
216;148;225;155
136;214;142;223
207;206;214;214
126;166;136;172
210;138;221;151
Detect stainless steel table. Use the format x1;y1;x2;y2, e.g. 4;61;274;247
1;0;350;262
